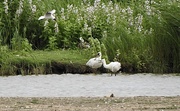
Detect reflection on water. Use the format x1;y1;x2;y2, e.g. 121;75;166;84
0;74;180;97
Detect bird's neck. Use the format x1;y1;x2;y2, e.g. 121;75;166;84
96;55;101;60
102;60;109;69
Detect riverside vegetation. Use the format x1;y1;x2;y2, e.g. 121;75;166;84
0;0;180;76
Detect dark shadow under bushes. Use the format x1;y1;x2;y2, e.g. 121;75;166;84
51;61;92;74
0;61;105;76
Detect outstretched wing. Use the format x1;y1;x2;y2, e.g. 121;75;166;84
49;9;56;14
38;16;45;20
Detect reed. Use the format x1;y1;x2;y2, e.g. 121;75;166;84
149;1;180;73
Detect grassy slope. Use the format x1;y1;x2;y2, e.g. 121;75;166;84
29;50;88;64
10;50;88;63
0;50;90;76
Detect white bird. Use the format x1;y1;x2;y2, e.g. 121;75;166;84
86;52;102;69
102;59;121;76
78;37;90;49
38;9;56;21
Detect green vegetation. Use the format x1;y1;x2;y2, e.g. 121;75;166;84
0;49;91;76
0;0;180;75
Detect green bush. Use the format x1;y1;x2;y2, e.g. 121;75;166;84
0;0;179;73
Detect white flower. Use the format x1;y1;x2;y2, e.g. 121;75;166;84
137;26;143;32
115;4;120;11
149;28;153;34
101;3;106;9
29;0;36;13
44;20;49;27
88;27;92;36
122;9;126;13
94;0;101;7
61;8;66;20
128;17;133;26
61;8;64;13
144;0;152;15
137;14;143;25
84;22;88;31
108;1;113;7
73;8;78;14
31;5;36;13
16;0;24;17
127;28;131;34
67;4;73;11
54;22;59;33
112;16;117;26
102;31;107;38
106;16;110;23
28;0;32;4
3;0;8;14
135;14;143;32
87;6;94;14
127;6;133;15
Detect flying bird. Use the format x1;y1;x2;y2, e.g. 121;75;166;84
102;59;121;76
86;52;102;69
38;9;56;21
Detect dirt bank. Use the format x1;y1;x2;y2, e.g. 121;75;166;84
3;61;108;76
0;96;180;111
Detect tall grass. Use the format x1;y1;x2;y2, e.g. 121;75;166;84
150;1;180;73
0;0;179;73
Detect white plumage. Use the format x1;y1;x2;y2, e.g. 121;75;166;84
86;52;102;69
38;9;56;20
102;59;121;76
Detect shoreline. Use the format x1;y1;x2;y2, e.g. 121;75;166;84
1;49;179;76
0;96;180;111
1;61;107;76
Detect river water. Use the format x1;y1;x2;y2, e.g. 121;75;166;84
0;73;180;97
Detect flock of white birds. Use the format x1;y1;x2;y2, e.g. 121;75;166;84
38;10;121;76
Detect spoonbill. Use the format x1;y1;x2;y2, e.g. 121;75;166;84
38;9;56;21
86;52;102;69
102;59;121;76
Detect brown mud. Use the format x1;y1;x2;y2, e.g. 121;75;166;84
0;96;180;111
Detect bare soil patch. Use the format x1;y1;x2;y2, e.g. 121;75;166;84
0;96;180;111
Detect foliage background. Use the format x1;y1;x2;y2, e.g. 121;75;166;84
0;0;180;73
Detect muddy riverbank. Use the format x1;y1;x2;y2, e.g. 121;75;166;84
0;96;180;111
1;60;139;76
1;61;113;76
